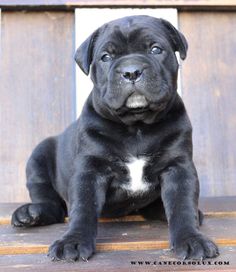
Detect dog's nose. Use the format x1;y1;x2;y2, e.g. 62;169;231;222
122;66;143;83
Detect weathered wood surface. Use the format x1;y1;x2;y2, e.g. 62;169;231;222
1;217;236;254
0;248;236;272
1;198;236;271
1;0;236;10
0;11;75;202
179;12;236;197
1;197;236;224
199;196;236;213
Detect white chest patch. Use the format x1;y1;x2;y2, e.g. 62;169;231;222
123;157;149;193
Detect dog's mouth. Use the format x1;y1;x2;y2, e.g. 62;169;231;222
125;93;149;113
126;106;150;114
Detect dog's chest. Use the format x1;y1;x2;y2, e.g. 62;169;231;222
121;157;149;193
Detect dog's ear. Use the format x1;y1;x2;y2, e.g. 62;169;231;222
74;30;99;75
159;19;188;60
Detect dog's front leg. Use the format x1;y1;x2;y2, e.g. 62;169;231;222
48;171;107;262
160;162;219;260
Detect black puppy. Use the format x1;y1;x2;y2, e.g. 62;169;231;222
12;15;219;261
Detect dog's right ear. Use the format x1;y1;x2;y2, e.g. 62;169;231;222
74;30;99;75
159;19;188;60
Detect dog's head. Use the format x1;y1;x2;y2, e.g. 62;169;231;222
75;15;188;125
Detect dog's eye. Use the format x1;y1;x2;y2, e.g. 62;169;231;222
150;46;163;55
101;54;112;62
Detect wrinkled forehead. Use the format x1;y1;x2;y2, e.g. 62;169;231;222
95;16;171;51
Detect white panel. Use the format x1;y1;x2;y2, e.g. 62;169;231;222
75;8;180;117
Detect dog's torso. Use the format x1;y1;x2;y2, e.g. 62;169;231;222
50;93;191;217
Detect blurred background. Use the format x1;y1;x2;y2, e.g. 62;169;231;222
0;1;236;202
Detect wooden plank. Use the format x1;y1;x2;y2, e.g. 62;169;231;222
0;9;1;50
1;221;170;246
0;248;236;272
0;216;147;225
1;197;236;224
1;239;236;255
0;11;75;202
0;203;145;225
0;241;169;255
199;197;236;213
179;12;236;197
1;217;236;254
1;0;236;10
2;212;236;226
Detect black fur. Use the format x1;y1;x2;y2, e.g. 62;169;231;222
12;15;219;261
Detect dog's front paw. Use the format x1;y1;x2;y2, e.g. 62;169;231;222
173;232;219;260
48;236;95;262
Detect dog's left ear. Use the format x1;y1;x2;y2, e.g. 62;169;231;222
74;30;99;75
160;19;188;60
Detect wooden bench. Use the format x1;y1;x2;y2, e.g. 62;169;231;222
0;197;236;271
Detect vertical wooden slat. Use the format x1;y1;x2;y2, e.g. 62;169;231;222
0;9;1;55
179;12;236;196
0;11;75;202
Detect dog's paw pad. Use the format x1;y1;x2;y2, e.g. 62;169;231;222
80;242;95;261
11;204;41;227
174;233;219;260
202;239;219;258
48;238;95;262
48;240;65;261
48;239;80;262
